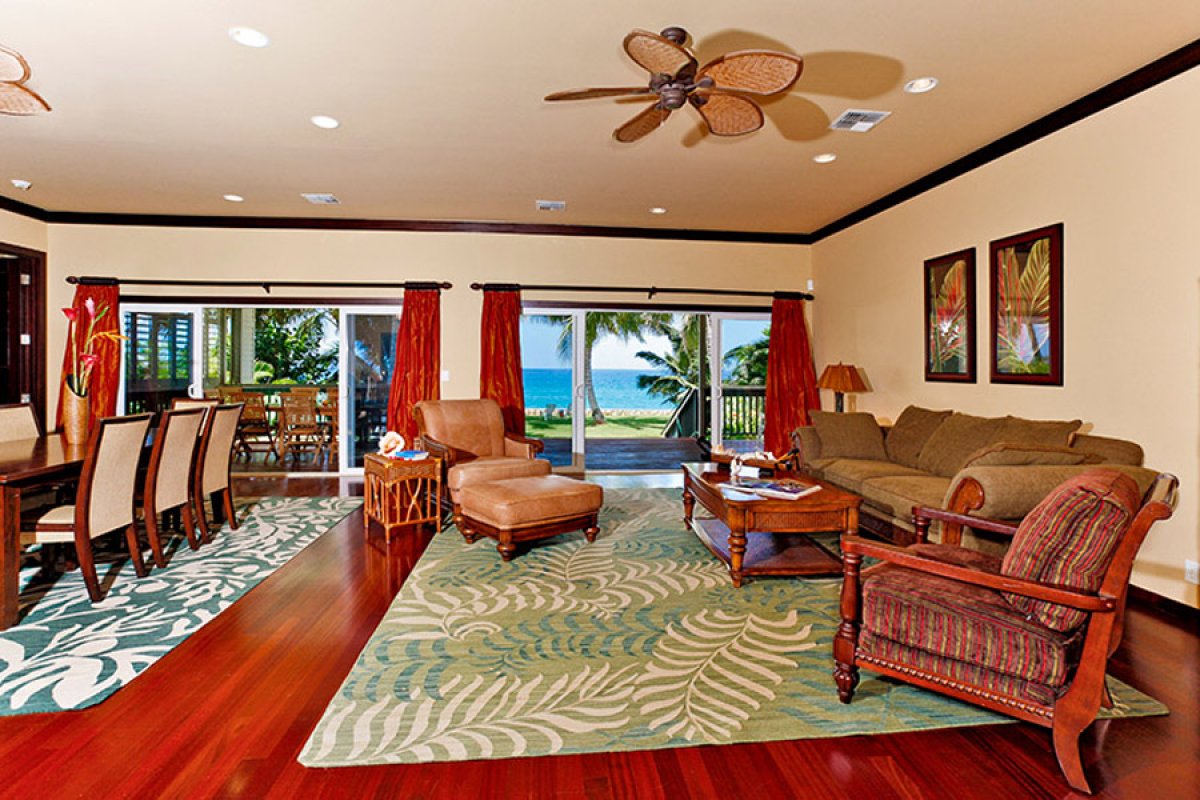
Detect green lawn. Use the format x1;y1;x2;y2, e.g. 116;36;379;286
524;414;670;439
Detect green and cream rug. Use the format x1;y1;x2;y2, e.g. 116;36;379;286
301;488;1164;766
0;496;362;716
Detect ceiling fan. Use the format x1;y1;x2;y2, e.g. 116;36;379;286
545;27;802;143
0;43;51;115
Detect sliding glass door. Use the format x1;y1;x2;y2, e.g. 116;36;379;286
340;310;401;471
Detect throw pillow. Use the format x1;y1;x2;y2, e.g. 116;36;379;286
961;442;1098;469
999;416;1082;448
1069;433;1145;466
1001;469;1140;631
810;411;888;461
885;406;952;469
915;412;1006;477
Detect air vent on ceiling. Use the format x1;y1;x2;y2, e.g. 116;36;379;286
535;199;566;212
829;109;891;132
301;192;340;205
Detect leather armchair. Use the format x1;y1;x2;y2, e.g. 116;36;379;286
414;399;551;524
833;468;1178;794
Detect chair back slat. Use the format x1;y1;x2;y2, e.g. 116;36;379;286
149;408;205;510
0;403;42;442
80;414;153;536
199;404;243;494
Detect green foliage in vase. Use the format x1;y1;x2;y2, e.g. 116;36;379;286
995;238;1052;374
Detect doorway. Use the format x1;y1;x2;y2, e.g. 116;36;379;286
0;243;46;415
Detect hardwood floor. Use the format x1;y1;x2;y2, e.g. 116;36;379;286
0;474;1195;799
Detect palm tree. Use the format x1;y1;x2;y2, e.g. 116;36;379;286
635;315;704;406
539;312;671;422
723;328;770;385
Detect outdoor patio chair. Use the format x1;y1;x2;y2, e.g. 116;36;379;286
834;468;1178;794
21;413;154;601
276;393;325;463
228;391;275;461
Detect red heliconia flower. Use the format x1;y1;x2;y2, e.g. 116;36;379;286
62;307;78;322
84;297;97;317
80;353;100;369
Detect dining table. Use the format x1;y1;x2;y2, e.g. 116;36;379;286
0;433;88;630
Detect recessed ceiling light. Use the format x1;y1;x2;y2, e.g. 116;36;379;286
10;178;32;191
904;77;939;94
223;194;244;203
310;115;340;130
229;26;270;48
649;207;667;215
812;153;837;164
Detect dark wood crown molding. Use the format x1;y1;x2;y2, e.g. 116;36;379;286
2;39;1196;245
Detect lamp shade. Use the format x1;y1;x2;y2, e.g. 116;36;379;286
817;363;868;394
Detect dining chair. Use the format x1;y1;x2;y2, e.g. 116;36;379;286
0;403;42;442
229;391;276;461
143;407;206;567
21;413;154;602
193;403;244;542
277;393;325;463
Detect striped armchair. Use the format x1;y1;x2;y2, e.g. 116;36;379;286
833;468;1178;795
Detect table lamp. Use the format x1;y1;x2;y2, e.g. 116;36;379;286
817;363;869;412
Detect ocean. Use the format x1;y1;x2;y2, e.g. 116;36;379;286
523;368;672;411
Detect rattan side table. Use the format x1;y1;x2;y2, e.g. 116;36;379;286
363;453;443;542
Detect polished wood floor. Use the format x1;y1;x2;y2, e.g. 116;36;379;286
0;474;1195;799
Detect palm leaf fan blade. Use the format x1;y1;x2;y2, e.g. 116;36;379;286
0;81;50;115
622;30;697;77
614;104;672;143
692;93;764;136
0;44;30;83
698;52;803;95
545;87;654;102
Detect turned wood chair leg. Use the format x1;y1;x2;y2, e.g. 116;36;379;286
181;501;200;550
833;550;863;703
125;523;149;578
145;507;167;569
222;488;239;531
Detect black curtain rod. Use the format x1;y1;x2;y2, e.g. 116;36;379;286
66;276;451;294
469;282;813;301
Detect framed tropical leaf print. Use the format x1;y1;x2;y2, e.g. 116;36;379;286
924;248;976;382
989;223;1063;385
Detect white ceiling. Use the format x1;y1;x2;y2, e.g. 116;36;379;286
1;1;1197;234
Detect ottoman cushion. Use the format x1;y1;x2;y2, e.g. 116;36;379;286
459;475;603;530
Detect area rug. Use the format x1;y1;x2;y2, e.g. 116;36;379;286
0;496;362;716
300;488;1164;766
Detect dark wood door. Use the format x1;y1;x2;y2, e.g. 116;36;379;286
0;243;46;414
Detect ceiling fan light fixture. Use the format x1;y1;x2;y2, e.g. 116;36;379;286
229;27;270;48
223;194;244;203
904;77;939;94
10;178;32;191
812;153;837;164
310;115;340;130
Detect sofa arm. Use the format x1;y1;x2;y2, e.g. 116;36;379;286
945;464;1160;521
504;434;545;458
790;426;822;464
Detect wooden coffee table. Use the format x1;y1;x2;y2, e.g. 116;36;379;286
681;462;862;587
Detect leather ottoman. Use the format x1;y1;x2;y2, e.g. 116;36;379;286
455;475;603;560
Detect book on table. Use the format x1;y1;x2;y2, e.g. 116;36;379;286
728;477;822;501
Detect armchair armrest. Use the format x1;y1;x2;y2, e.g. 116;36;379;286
911;504;1019;545
840;534;1116;612
419;435;456;466
503;433;544;458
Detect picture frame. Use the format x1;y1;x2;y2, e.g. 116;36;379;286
989;223;1063;385
924;248;976;382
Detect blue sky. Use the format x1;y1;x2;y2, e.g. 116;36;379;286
520;315;769;370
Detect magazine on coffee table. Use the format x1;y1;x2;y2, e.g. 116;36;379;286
729;478;822;501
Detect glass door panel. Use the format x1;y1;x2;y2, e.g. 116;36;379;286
714;316;770;454
122;307;195;413
342;310;400;470
520;313;576;468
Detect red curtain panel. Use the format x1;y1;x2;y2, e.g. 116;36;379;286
763;296;821;457
56;283;121;428
479;288;525;435
387;289;442;444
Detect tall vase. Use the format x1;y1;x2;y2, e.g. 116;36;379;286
62;390;90;444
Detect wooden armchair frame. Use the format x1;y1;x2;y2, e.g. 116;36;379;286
834;473;1178;794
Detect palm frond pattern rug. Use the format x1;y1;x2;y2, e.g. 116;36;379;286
0;496;362;715
301;488;1163;766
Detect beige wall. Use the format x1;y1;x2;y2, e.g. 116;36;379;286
812;68;1200;606
0;208;48;252
45;222;809;411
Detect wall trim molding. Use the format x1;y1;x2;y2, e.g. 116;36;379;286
2;39;1196;245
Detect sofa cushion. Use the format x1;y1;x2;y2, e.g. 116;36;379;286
820;459;927;494
1001;469;1140;631
885;406;952;469
916;412;1006;478
447;456;553;497
858;475;953;522
862;561;1083;690
1070;433;1144;466
998;416;1082;448
961;442;1096;469
790;426;823;464
458;475;602;529
810;411;887;461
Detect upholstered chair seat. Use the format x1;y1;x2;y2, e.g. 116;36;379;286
834;468;1178;794
414;399;549;506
